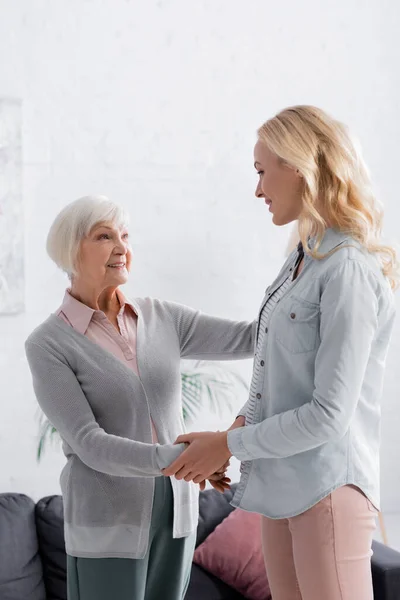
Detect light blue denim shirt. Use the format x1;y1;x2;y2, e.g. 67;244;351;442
228;228;396;518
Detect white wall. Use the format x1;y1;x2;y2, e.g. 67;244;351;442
0;0;399;510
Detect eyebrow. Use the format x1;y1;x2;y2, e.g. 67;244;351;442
91;226;114;235
94;225;127;232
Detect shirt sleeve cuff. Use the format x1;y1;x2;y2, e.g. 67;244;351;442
227;428;253;462
155;443;186;470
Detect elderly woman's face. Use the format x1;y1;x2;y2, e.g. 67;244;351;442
76;221;132;287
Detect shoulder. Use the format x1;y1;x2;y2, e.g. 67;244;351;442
26;317;57;347
25;315;73;359
132;296;169;316
129;297;177;327
314;244;395;313
133;296;194;317
132;297;200;334
315;241;386;284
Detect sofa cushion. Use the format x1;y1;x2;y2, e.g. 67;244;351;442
0;493;46;600
35;496;67;600
196;484;238;547
185;563;244;600
194;509;271;600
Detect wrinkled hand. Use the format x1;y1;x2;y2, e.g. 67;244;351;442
162;431;232;483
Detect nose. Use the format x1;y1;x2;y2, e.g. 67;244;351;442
114;236;128;254
255;181;264;199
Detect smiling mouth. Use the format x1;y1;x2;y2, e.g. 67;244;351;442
107;263;126;269
265;198;273;210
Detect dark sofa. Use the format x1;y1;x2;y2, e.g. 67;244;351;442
1;485;400;600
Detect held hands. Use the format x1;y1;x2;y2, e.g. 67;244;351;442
173;440;231;493
162;431;233;488
198;460;232;493
163;418;245;493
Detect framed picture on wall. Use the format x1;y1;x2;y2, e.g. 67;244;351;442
0;98;24;315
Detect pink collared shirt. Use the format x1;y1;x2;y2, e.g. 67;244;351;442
56;289;159;443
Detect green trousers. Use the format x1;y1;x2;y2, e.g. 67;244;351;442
67;476;196;600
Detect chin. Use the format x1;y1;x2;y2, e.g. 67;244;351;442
272;214;296;227
109;273;129;285
272;214;286;226
119;274;129;285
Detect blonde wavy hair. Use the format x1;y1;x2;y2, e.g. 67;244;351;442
258;105;399;290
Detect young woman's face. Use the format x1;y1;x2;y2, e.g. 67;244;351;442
76;221;132;288
254;140;304;226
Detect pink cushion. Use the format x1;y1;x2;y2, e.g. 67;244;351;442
193;508;271;600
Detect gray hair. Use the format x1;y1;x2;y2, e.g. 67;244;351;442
46;195;130;277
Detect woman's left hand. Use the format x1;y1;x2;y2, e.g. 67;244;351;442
162;431;232;483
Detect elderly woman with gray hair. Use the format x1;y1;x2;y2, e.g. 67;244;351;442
25;195;255;600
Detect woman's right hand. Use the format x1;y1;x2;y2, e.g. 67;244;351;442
199;419;244;491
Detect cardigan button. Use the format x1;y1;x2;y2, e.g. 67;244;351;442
265;326;268;333
290;312;296;319
256;393;262;399
260;360;265;367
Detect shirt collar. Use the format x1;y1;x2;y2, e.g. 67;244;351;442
308;228;352;255
60;289;135;335
115;289;136;313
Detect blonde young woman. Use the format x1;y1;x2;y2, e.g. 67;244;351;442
25;196;255;600
164;106;398;600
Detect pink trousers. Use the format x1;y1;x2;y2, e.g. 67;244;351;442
261;485;377;600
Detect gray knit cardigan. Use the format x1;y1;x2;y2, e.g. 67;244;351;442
25;297;255;558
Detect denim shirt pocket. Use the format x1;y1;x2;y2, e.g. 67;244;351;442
275;297;320;354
